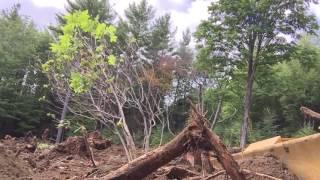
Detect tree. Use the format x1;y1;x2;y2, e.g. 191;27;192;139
0;4;52;136
251;35;320;139
53;0;114;32
44;10;166;161
113;0;178;149
195;0;319;148
51;0;115;143
121;0;175;62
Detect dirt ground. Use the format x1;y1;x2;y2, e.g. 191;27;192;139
0;136;297;180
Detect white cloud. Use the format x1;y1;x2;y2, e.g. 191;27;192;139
169;0;210;41
110;0;157;17
170;0;185;5
29;0;320;44
311;4;320;19
31;0;67;9
109;0;210;42
108;0;210;42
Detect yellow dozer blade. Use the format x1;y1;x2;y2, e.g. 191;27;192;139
233;133;320;180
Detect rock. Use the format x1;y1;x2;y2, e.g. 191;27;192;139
4;135;12;140
25;144;36;153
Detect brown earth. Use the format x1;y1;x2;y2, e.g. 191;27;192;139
0;143;32;180
238;154;297;180
211;154;297;180
0;136;298;180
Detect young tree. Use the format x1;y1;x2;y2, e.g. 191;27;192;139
51;0;114;143
195;0;318;148
44;10;170;160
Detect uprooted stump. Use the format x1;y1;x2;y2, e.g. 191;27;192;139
55;136;88;156
54;131;111;155
158;166;200;179
87;131;112;150
101;102;245;180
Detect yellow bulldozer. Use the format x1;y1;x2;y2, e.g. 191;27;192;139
233;133;320;180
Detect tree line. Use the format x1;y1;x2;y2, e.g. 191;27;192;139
0;0;319;161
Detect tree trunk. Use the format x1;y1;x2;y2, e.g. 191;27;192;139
83;133;96;167
102;127;190;180
201;151;215;175
240;56;255;149
204;127;246;180
189;101;245;180
198;84;203;112
211;96;223;129
112;85;136;160
56;89;71;144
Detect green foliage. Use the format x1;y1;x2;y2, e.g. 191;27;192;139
65;0;114;23
63;116;96;137
52;0;114;34
0;5;52;136
215;119;242;147
101;128;122;145
37;143;54;150
119;0;175;60
150;125;173;147
293;125;317;138
44;10;118;94
248;36;320;143
252;37;320;136
69;72;90;94
200;35;320;147
195;0;319;146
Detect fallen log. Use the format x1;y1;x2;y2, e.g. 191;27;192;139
101;127;191;180
203;127;245;179
102;101;244;180
300;106;320;121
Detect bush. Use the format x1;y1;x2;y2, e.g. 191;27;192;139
101;128;122;145
37;143;53;150
293;125;316;138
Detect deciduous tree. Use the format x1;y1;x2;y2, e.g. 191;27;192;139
195;0;318;148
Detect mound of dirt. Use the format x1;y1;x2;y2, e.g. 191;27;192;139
0;144;32;179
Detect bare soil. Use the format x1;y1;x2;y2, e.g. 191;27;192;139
0;136;297;180
0;143;32;179
238;154;297;180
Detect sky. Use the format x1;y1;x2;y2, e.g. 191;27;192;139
0;0;319;42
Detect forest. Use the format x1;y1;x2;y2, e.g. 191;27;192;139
1;0;320;179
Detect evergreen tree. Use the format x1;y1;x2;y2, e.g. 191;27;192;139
122;0;175;62
51;0;114;34
0;4;51;136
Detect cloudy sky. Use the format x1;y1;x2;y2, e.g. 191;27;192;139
0;0;320;41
